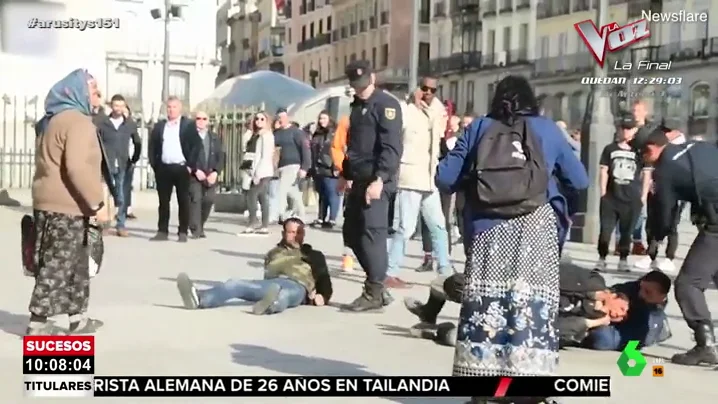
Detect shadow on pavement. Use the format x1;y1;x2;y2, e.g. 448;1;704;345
376;323;416;339
229;344;455;404
158;276;224;288
214;248;345;264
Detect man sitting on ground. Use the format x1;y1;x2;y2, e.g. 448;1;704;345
176;218;332;314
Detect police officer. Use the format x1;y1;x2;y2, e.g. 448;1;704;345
338;60;403;312
642;129;718;367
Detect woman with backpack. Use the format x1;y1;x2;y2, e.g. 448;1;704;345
238;111;275;235
309;111;340;228
436;75;589;404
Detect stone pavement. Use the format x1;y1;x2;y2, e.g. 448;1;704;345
0;192;716;403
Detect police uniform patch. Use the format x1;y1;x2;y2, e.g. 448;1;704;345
385;108;396;120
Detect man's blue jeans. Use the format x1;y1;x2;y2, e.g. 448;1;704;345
111;169;127;230
387;189;451;276
198;277;306;313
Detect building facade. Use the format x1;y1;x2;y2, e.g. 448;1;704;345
430;0;534;116
217;0;286;86
532;0;718;136
105;0;220;121
284;0;334;85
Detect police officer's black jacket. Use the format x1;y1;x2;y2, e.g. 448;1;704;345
651;141;718;240
344;90;403;186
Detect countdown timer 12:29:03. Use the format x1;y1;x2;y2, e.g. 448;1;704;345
631;77;683;85
23;356;94;374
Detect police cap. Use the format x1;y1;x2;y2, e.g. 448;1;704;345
345;60;373;89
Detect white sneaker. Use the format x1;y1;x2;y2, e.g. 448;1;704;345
634;256;654;270
657;258;677;272
617;259;631;272
594;258;607;272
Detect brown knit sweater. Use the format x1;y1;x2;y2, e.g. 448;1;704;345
32;109;103;217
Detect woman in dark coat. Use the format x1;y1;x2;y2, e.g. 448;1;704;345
309;110;340;228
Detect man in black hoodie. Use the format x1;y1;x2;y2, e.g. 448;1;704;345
96;94;141;236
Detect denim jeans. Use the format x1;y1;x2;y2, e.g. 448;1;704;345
387;189;451;276
315;176;340;221
268;178;280;222
275;164;305;221
198;277;306;313
111;169;127;229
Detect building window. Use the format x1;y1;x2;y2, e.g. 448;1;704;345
361;49;366;60
109;65;143;115
487;30;496;55
380;44;389;67
569;91;583;127
419;42;430;68
326;57;331;81
449;81;458;103
310;22;315;38
301;25;307;41
327;16;332;31
487;83;495;110
437;85;443;100
168;70;190;106
350;53;356;62
465;80;475;114
691;83;710;118
288;28;292;44
343;55;347;68
319;19;323;34
502;26;511;52
371;47;377;67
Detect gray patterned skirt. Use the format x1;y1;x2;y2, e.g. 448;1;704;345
453;204;560;377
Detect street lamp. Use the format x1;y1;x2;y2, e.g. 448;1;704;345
151;1;182;116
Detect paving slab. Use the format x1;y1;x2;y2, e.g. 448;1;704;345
0;195;716;403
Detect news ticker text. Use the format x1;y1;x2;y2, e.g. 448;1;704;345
24;375;611;397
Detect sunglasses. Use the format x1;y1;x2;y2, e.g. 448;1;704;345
421;86;437;94
196;117;208;121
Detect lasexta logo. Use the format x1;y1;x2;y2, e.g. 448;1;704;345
574;19;651;67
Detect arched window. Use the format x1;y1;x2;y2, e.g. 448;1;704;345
109;65;143;115
542;94;558;119
664;84;683;118
169;70;190;107
569;91;583;127
691;83;710;118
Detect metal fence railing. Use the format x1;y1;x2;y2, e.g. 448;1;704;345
0;95;262;192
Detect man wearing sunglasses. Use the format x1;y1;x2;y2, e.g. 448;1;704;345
186;111;225;238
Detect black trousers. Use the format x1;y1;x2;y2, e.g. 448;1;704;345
155;163;190;234
646;194;682;260
675;230;718;330
124;164;134;208
246;177;270;228
343;184;390;286
598;196;640;259
188;178;216;233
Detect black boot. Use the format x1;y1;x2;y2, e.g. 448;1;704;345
403;293;443;324
343;282;384;312
671;324;718;366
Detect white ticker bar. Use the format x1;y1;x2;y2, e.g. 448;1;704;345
24;374;94;397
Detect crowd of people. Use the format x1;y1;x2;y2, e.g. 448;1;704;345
22;64;718;404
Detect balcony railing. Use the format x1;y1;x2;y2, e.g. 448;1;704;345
380;11;389;25
331;29;339;42
516;0;530;10
433;1;447;18
299;3;305;14
452;0;480;10
428;51;481;74
369;16;377;29
482;2;497;17
572;0;589;12
297;33;331;52
532;53;593;78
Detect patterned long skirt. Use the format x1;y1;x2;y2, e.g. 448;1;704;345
453;204;560;377
29;210;91;318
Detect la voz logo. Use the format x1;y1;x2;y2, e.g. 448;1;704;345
574;19;651;67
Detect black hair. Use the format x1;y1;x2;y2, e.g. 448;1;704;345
282;217;304;230
110;94;125;102
641;270;672;295
615;292;629;302
487;75;539;126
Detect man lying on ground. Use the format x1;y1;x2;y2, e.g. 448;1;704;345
176;218;333;314
404;264;670;349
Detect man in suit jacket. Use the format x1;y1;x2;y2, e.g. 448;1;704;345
147;96;196;242
186;110;225;238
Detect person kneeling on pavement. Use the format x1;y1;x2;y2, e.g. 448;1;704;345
585;270;671;351
175;218;332;314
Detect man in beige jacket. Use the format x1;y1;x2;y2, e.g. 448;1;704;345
385;78;452;288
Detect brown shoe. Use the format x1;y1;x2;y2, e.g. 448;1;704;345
632;242;648;256
384;276;411;289
116;229;129;237
127;213;137;220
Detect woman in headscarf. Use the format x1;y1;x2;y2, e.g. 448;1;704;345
436;75;589;404
29;69;106;335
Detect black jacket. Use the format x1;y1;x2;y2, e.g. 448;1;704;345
91;110;117;197
148;117;194;169
310;126;337;177
301;244;333;304
96;114;141;171
183;126;225;174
